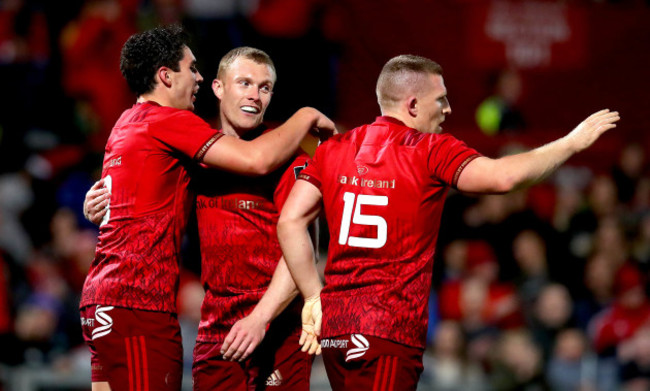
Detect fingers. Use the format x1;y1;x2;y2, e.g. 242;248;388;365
84;180;111;225
222;331;247;361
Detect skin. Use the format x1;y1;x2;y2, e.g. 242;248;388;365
277;68;619;352
86;45;335;391
85;55;322;368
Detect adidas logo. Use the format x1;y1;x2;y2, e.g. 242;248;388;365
265;369;283;386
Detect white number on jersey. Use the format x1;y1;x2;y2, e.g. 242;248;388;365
100;175;112;227
338;192;388;249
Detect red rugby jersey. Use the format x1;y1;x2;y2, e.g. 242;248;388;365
80;101;222;313
298;116;480;349
193;126;308;344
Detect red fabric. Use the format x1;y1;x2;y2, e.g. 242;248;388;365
591;302;650;353
193;332;313;390
80;102;221;313
80;305;182;389
60;4;136;149
320;334;424;391
300;116;481;349
0;256;11;333
194;125;307;344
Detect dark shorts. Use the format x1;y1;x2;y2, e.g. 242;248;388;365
193;332;313;391
80;305;183;391
320;334;424;391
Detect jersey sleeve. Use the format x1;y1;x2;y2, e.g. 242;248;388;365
274;152;310;212
149;110;223;160
426;133;481;188
296;143;325;189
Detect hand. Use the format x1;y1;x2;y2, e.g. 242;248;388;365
313;113;339;141
567;109;620;152
83;179;110;225
299;295;322;355
221;314;267;362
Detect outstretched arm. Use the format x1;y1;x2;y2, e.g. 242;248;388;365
277;180;324;353
202;107;336;176
220;257;299;361
457;109;620;194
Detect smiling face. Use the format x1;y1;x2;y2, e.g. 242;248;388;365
168;46;203;111
212;57;275;136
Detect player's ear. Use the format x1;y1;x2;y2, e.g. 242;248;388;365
158;67;172;88
213;79;224;100
406;96;418;118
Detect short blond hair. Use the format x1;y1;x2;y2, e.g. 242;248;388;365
376;55;443;111
217;46;276;83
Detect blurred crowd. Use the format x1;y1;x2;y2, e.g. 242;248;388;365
1;0;649;391
421;141;650;390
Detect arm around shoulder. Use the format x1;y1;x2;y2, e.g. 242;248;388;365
201;108;336;176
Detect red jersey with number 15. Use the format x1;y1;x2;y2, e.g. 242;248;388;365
80;101;222;313
298;116;480;349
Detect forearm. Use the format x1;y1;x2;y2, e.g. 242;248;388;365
202;107;332;175
277;219;322;300
247;257;299;325
498;136;575;191
457;109;619;194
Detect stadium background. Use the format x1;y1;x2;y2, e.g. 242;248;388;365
0;0;649;389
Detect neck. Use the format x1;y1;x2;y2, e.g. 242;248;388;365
138;90;169;107
219;117;252;138
381;110;413;128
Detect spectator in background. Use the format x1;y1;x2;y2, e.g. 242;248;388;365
489;329;548;390
619;326;650;390
612;142;646;205
0;0;49;171
528;283;575;360
574;252;616;330
421;320;487;391
590;263;650;356
546;328;595;391
475;69;526;136
60;0;138;151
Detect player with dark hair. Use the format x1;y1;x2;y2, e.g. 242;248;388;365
276;54;619;390
79;26;334;391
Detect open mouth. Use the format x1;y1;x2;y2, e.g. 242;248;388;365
241;105;260;114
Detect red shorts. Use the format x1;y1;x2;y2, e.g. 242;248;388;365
193;332;313;390
80;305;183;391
320;334;424;391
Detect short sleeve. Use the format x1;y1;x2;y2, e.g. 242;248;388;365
149;110;223;160
427;133;481;187
274;152;310;212
297;144;324;189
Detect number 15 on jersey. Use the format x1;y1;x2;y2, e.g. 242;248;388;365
338;192;388;249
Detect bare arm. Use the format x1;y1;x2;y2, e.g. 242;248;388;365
220;257;299;361
457;109;620;194
202;107;336;175
277;180;324;352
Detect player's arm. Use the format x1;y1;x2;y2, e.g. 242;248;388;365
83;178;110;225
201;107;336;175
457;109;620;194
277;180;324;354
221;256;299;361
